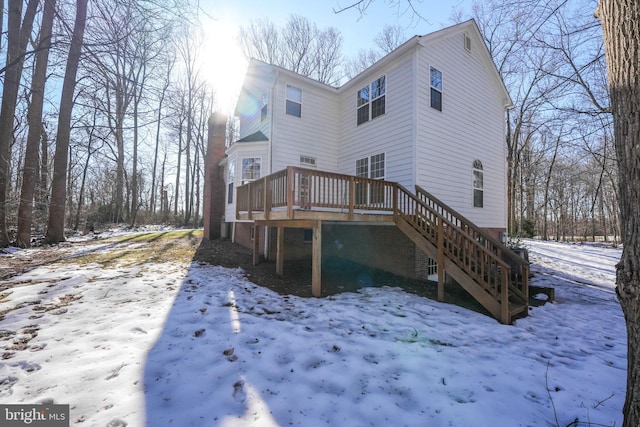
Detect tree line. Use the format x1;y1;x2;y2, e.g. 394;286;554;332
0;0;616;249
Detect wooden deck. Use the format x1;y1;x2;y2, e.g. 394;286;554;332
236;166;529;324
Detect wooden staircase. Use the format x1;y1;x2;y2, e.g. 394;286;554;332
236;166;529;324
393;184;529;324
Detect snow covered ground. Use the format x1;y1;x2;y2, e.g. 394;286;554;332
0;235;626;426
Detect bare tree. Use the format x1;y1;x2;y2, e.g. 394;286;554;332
46;0;88;243
150;57;175;215
596;2;640;426
343;25;406;79
16;0;57;248
0;0;39;247
375;24;406;53
239;15;343;85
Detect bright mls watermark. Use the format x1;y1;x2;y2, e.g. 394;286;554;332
0;404;69;426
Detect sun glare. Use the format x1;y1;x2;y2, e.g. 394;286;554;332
201;18;248;113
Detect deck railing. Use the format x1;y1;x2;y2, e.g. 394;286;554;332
415;185;529;302
236;166;528;323
236;166;396;219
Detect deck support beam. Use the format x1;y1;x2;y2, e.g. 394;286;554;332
276;226;284;276
252;224;260;266
312;220;322;297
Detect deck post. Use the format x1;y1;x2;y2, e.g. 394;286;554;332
348;177;355;220
263;176;271;220
437;219;445;302
392;183;398;221
501;267;510;324
287;167;294;219
276;226;284;276
312;220;322;297
247;182;253;220
253;224;260;266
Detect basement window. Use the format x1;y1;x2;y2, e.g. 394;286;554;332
303;228;313;243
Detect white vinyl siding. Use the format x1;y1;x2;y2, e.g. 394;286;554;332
272;76;340;173
236;62;274;143
415;29;507;228
339;50;415;189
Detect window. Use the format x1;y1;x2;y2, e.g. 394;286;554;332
473;160;484;208
227;160;235;204
357;86;370;125
355;153;385;204
370;153;385;179
261;94;268;122
356;76;386;125
430;67;442;111
464;34;472;52
300;155;317;168
303;229;313;243
355;158;369;204
285;84;302;117
242;157;261;181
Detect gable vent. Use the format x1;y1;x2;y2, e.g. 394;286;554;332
464;34;472;52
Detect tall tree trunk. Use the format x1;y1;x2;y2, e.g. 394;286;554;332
597;2;640;426
151;62;172;214
17;0;56;248
0;0;39;247
37;127;48;217
174;114;183;217
130;89;140;227
45;0;87;243
115;84;126;223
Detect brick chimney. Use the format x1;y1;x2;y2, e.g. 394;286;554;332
203;112;227;240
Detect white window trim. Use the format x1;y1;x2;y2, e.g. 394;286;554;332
241;156;262;183
473;159;484;208
299;155;317;168
430;66;443;112
356;75;386;126
285;84;302;118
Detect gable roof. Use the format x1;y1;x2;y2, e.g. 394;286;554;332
236;19;512;110
417;19;512;108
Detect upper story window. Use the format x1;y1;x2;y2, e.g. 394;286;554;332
430;67;442;111
285;84;302;117
261;94;268;122
473;160;483;208
357;76;386;125
242;157;261;182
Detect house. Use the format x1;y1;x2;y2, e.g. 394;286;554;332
214;19;528;324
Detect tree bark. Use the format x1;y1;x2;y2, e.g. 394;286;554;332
45;0;87;243
17;0;57;248
0;0;39;247
596;1;640;425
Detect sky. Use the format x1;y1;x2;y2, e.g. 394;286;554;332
197;0;473;111
0;230;626;426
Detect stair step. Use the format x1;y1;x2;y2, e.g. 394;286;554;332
509;303;528;317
